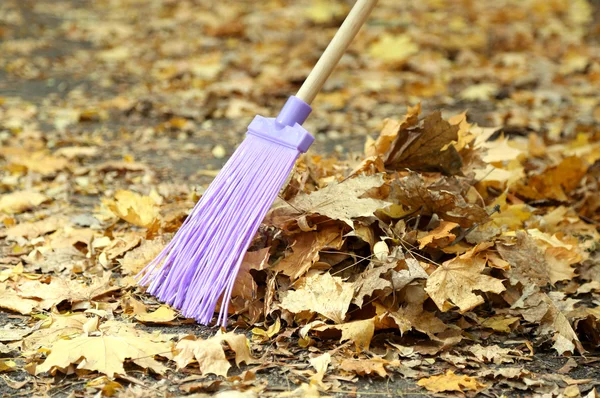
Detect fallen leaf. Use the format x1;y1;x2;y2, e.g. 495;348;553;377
135;306;177;324
272;227;343;280
418;370;486;393
369;34;419;63
309;353;331;384
105;190;159;228
0;191;49;214
385;111;462;175
0;283;38;314
425;254;505;313
418;221;459;249
174;332;252;376
289;174;389;227
280;273;354;324
391;173;488;227
339;358;388;377
36;325;173;377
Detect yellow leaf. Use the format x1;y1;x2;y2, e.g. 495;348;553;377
305;0;346;23
310;353;331;384
418;221;459;249
0;191;49;214
417;370;486;393
0;360;16;373
425;255;505;313
174;331;252;376
280;273;354;324
369;34;419;63
35;326;173;377
251;318;281;342
339;358;388;377
135;306;177;324
0;283;38;314
480;316;520;333
105;190;159;228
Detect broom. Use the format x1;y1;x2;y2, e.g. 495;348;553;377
138;0;378;326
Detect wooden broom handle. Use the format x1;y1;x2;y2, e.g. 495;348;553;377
296;0;378;105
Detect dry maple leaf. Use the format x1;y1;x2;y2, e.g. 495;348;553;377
390;172;488;227
0;283;38;314
517;156;588;201
105;190;160;228
352;262;395;308
280;272;353;324
365;103;421;158
338;358;388;377
272;227;343;280
118;238;165;275
425;254;505;313
22;313;89;350
0;191;49;214
385;111;463;175
135;306;177;324
417;221;459;249
231;248;270;301
288;174;390;227
35;325;173;377
311;317;376;351
173;331;252;376
498;231;578;286
2;216;66;240
417;370;487;393
17;273;116;309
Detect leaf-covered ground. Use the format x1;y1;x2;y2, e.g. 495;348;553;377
2;0;600;396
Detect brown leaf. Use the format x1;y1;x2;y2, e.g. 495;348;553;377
272;227;343;280
352;262;395;307
417;221;459;249
2;216;66;240
119;239;165;275
390;172;488;227
365;103;421;158
386;111;462;175
174;332;252;376
231;248;270;301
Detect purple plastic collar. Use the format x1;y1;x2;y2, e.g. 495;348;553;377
247;96;314;153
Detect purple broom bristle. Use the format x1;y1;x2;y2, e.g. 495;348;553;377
137;96;314;326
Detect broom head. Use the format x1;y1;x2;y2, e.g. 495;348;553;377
137;96;314;326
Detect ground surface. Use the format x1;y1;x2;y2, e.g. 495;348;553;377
2;0;600;397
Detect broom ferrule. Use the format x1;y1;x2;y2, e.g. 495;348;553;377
275;95;312;128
